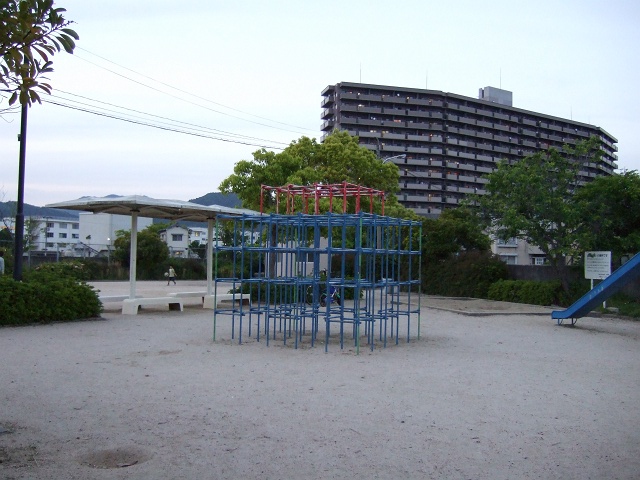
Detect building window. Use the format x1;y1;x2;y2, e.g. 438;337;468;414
59;223;67;229
72;234;79;239
72;224;79;230
46;232;54;238
171;234;183;242
499;255;517;265
46;222;54;228
497;238;517;247
58;233;67;239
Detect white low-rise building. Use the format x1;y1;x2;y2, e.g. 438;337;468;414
492;237;546;265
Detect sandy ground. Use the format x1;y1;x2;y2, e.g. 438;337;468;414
0;280;639;479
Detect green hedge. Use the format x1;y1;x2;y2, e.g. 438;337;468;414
0;262;102;326
422;251;508;298
488;279;563;306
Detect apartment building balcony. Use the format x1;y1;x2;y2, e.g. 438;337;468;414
404;145;430;155
455;116;475;126
321;95;334;108
340;104;382;115
410;110;432;119
493;123;511;132
381;107;405;116
410;121;437;131
380;132;405;140
406;134;428;141
321;107;334;119
406;98;444;108
321;119;334;131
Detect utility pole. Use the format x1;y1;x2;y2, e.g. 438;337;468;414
14;103;28;281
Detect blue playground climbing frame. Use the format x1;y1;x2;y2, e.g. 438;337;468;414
213;211;422;353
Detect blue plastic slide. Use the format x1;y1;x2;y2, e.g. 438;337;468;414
552;251;640;325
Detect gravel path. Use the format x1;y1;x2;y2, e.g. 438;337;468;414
0;282;638;479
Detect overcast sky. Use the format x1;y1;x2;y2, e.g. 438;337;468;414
2;0;639;207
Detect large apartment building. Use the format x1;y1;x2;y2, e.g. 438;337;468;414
321;82;618;218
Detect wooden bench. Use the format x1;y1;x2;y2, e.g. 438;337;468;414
122;297;184;315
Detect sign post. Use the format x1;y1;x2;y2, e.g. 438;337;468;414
584;251;612;308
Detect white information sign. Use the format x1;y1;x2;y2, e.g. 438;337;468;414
584;251;612;280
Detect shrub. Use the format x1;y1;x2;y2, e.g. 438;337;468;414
24;260;92;282
0;263;102;326
488;279;563;306
602;293;640;318
422;251;508;298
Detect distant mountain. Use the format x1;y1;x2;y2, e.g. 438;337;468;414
0;201;79;219
189;192;242;208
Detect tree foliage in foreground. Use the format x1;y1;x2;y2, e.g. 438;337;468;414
422;206;491;260
219;130;415;219
574;170;640;261
475;137;602;270
1;0;78;106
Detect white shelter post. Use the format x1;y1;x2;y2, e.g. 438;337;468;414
129;211;138;299
207;218;214;296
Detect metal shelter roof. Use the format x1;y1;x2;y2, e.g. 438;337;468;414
45;195;258;301
45;194;256;221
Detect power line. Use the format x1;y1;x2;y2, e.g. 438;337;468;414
44;99;286;150
50;90;290;146
74;48;316;136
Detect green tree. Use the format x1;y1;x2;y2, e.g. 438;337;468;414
422;206;491;260
1;0;78;106
574;170;640;262
188;240;205;259
219;130;412;217
113;226;169;278
475;137;602;288
420;206;502;298
24;215;41;250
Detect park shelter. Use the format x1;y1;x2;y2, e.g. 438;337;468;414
45;195;257;299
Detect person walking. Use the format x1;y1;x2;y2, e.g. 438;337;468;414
0;251;4;275
167;266;177;285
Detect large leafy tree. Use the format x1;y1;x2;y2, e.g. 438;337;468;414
219;130;413;218
475;137;602;286
574;170;640;261
422;206;491;260
1;0;78;107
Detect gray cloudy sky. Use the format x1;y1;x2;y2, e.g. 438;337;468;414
2;0;639;207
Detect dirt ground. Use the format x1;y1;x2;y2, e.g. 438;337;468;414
0;281;638;479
